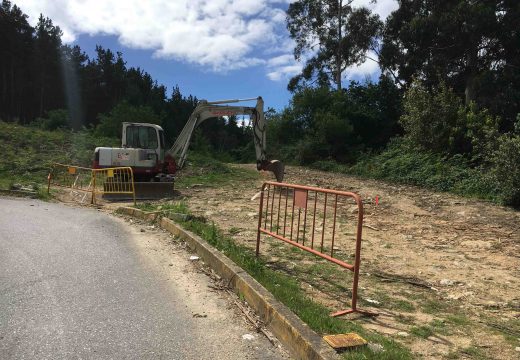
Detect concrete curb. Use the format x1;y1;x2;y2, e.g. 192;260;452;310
117;206;341;360
0;189;37;198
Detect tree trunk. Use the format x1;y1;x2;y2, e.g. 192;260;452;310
465;73;477;106
336;0;343;91
10;58;15;121
464;47;478;105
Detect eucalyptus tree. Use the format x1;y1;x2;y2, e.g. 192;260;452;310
286;0;382;91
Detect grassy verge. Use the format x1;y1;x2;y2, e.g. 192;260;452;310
138;201;411;359
0;121;118;193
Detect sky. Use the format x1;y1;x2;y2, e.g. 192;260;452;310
15;0;398;111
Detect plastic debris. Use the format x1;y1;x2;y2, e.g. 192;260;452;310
242;334;255;341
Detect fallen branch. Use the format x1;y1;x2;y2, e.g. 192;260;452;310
363;224;380;231
373;271;436;290
233;298;277;345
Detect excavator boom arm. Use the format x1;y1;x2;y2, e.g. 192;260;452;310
167;97;284;182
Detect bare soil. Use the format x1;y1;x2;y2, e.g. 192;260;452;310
176;164;520;359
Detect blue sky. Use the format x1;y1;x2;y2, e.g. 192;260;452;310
16;0;398;111
75;33;294;110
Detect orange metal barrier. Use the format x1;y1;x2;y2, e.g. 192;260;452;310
256;181;376;317
47;163;94;201
47;163;136;205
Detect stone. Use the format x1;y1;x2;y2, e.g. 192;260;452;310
368;343;384;353
440;279;455;286
397;332;409;337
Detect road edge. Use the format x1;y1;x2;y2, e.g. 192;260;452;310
117;206;341;360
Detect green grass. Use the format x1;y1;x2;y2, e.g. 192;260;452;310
176;152;259;188
460;345;487;359
136;202;411;359
410;325;434;339
445;314;470;327
421;298;450;314
0;121;118;191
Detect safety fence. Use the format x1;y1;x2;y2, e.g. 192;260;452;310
47;163;136;205
256;181;376;317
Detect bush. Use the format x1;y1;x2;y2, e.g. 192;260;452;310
349;139;500;201
490;134;520;206
400;81;465;155
33;109;70;130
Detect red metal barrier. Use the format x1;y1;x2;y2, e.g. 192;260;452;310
256;181;377;317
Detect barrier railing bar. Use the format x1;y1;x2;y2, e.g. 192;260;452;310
91;171;96;204
255;185;266;256
331;194;338;257
264;183;270;229
276;187;282;234
283;187;289;237
270;186;275;232
290;192;295;240
296;207;301;243
302;191;308;246
263;181;362;198
311;191;317;249
321;192;327;253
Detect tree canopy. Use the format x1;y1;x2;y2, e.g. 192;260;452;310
286;0;382;91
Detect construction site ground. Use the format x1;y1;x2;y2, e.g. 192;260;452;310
59;162;520;359
160;164;520;360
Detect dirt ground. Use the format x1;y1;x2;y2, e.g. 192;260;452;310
174;164;520;359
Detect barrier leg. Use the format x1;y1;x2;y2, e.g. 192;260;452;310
256;185;265;257
91;172;96;205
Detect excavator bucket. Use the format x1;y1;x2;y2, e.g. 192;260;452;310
264;160;285;183
102;181;175;201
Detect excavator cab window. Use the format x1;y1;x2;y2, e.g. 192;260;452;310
126;126;158;149
158;129;165;150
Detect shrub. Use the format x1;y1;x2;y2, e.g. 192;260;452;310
33;109;70;130
400;81;464;155
490;133;520;206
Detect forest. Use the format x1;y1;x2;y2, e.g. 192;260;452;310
1;0;519;205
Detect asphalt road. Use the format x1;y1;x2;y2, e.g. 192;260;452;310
0;197;286;359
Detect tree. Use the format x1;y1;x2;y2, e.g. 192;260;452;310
286;0;382;91
381;0;520;126
95;101;162;138
34;14;63;117
0;0;34;122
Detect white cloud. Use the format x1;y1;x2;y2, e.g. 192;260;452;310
344;51;381;80
353;0;398;19
15;0;397;81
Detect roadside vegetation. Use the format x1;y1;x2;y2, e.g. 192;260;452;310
131;200;411;360
0;120;117;196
